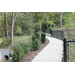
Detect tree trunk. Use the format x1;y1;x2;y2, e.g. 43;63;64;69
10;12;17;45
4;12;9;39
10;12;12;38
59;12;62;27
11;12;14;45
46;12;49;29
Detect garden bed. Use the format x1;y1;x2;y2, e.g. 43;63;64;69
9;38;50;62
23;38;50;62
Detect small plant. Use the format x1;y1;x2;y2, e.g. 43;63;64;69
32;39;41;50
19;42;31;54
11;44;25;62
35;33;40;39
32;33;41;41
41;33;46;43
32;35;36;41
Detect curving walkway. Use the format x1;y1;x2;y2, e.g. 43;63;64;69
31;36;63;62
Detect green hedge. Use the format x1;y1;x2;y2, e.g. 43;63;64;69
11;42;31;62
32;32;46;51
11;44;25;62
19;42;31;55
32;39;41;50
35;33;40;39
41;33;46;43
32;33;40;41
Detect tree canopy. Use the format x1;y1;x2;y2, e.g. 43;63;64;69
0;12;75;38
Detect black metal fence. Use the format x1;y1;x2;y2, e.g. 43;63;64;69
67;40;75;62
52;30;65;40
41;29;75;62
39;28;75;62
64;38;75;62
41;29;65;41
64;29;75;39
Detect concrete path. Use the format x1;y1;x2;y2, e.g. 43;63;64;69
31;36;63;62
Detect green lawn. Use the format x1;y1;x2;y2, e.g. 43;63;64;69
51;23;75;30
51;26;58;30
13;35;30;44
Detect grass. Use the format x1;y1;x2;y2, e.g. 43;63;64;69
51;26;58;30
13;35;30;44
0;35;30;49
5;58;13;62
51;23;75;31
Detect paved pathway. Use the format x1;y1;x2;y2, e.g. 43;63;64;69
31;36;63;62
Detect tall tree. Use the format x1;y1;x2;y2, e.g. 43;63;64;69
45;12;49;29
26;12;35;44
11;12;17;45
59;12;62;27
4;12;9;39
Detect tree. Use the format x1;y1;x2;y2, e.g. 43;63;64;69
17;26;23;35
59;12;62;27
4;12;9;39
10;12;17;45
45;12;49;29
0;12;5;37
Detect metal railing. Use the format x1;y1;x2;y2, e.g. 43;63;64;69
63;38;75;62
52;30;65;40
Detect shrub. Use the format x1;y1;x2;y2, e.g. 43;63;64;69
35;33;40;39
32;33;40;41
0;38;10;47
41;33;46;43
11;44;25;62
32;39;41;50
32;35;36;41
19;42;31;55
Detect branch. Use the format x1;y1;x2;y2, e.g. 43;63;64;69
14;12;17;21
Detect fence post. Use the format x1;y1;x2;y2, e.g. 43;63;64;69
64;38;67;62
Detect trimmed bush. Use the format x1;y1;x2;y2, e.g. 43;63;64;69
35;33;40;39
32;35;36;41
41;33;46;43
11;44;25;62
32;39;41;50
19;42;31;54
11;42;31;62
32;33;40;41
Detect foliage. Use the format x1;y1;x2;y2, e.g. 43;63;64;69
35;32;40;39
19;42;31;54
62;12;73;31
41;33;46;43
32;35;36;41
32;39;41;50
0;12;75;45
0;25;5;37
17;26;23;35
0;13;5;37
11;44;25;62
32;32;40;41
0;38;10;47
11;41;31;62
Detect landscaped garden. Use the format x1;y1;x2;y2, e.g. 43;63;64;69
4;32;48;62
0;12;75;62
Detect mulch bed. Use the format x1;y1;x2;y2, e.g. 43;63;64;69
23;39;50;62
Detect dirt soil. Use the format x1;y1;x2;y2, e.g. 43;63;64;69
23;39;50;62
